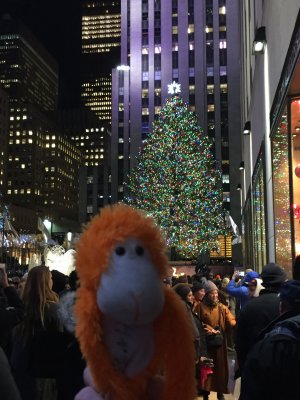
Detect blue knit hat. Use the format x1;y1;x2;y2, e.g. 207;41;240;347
244;271;259;283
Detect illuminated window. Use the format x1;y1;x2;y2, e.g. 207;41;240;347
222;174;230;184
219;6;226;14
223;192;230;202
188;24;194;34
207;104;215;112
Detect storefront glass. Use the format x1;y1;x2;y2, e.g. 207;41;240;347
291;98;300;258
242;193;253;268
272;106;293;271
253;154;266;272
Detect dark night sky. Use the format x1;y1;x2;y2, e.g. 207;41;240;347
0;0;82;107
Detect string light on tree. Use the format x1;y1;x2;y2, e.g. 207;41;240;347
125;93;226;258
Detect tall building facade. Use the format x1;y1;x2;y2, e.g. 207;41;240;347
111;0;242;261
0;17;58;111
0;17;81;231
240;1;300;274
0;86;8;195
81;0;121;121
55;108;111;223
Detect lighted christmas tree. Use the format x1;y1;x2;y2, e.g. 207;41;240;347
125;93;225;258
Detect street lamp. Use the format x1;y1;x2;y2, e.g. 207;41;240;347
252;27;267;54
243;121;251;135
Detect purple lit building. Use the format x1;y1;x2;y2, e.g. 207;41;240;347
111;0;242;261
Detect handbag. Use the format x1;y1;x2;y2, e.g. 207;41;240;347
206;305;224;349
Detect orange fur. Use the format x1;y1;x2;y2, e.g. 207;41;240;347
75;204;197;400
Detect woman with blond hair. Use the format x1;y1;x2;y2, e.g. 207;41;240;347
11;265;63;400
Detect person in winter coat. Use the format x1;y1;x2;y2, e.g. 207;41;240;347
11;265;63;400
235;263;287;373
0;346;22;400
240;280;300;400
0;267;24;357
173;283;211;396
173;283;208;361
196;280;236;400
226;270;259;314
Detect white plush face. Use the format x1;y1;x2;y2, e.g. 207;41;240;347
97;238;165;326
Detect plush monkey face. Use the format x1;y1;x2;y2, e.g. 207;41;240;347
97;237;165;326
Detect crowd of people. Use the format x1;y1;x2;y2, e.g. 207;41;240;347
0;259;300;400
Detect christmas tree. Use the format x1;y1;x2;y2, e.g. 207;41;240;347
125;94;226;258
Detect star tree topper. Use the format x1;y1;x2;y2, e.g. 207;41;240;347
167;81;181;95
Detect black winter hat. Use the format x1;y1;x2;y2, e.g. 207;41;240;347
192;281;204;294
280;280;300;306
173;283;192;301
260;263;287;288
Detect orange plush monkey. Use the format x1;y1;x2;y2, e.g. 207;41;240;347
74;204;196;400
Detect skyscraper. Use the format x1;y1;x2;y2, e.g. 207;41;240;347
111;0;242;261
81;0;121;121
0;16;81;229
0;86;8;195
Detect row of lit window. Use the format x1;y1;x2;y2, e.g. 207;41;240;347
83;31;120;38
82;48;112;53
85;162;101;166
142;107;162;115
82;43;120;48
82;26;120;33
9;115;27;121
207;84;228;94
82;15;121;21
206;26;226;33
82;82;111;87
82;25;120;31
9;139;33;145
7;189;32;195
0;34;20;40
9;130;33;137
85;148;104;153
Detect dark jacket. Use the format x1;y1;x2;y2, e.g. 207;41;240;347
0;346;22;400
240;314;300;400
0;286;24;357
235;289;280;371
11;302;64;400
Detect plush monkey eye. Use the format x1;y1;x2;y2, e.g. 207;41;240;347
115;246;126;256
135;245;144;256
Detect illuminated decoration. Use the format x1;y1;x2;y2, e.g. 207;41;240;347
272;108;292;269
293;204;300;219
295;164;300;178
292;99;300;261
44;245;76;276
125;95;226;258
167;81;181;95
